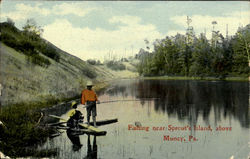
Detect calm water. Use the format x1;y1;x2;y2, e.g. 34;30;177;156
41;79;249;159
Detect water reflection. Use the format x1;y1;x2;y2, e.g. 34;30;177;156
106;79;249;128
66;130;98;158
86;135;97;159
66;130;82;151
41;79;249;159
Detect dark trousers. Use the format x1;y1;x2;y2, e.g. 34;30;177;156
86;101;97;123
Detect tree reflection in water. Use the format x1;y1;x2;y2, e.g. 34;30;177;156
106;79;249;128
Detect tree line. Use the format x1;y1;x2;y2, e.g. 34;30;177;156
136;24;249;78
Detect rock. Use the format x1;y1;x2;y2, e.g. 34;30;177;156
135;121;142;127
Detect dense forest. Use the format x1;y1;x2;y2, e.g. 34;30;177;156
136;24;249;78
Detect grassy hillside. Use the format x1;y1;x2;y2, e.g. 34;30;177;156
0;21;139;158
0;22;138;106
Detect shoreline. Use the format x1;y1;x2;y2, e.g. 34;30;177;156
0;78;116;158
139;76;249;82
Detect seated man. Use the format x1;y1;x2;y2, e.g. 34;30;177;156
67;101;84;129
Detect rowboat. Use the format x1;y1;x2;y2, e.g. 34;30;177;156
48;115;118;136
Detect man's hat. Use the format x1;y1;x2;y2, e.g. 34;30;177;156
86;81;93;86
71;101;77;108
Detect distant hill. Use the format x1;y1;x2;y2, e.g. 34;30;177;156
0;22;137;106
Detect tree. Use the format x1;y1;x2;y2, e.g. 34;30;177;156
173;33;191;76
23;19;43;40
236;25;250;66
232;25;250;74
152;37;180;75
137;22;250;77
144;39;150;51
7;18;15;26
210;33;228;77
190;33;212;76
219;34;234;76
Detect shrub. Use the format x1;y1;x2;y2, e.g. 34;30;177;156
31;54;51;68
121;58;128;62
87;59;97;65
82;66;97;78
106;61;126;71
40;44;60;62
0;21;60;67
19;39;35;53
0;103;57;157
0;32;19;49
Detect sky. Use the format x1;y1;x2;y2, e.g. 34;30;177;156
1;1;249;61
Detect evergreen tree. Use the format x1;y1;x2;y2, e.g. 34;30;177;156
232;25;250;75
190;33;212;76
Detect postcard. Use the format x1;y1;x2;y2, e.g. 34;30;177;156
0;1;249;159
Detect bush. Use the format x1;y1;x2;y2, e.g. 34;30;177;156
106;61;126;71
0;34;51;67
121;58;128;62
87;59;102;65
82;66;97;78
40;44;60;62
87;59;97;65
0;22;60;67
31;54;51;68
19;39;35;53
0;103;57;157
0;32;19;49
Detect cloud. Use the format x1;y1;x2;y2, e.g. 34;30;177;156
1;3;50;22
1;3;95;22
1;12;26;22
52;3;96;17
16;3;50;16
224;11;249;18
42;16;163;60
109;16;141;26
170;11;250;39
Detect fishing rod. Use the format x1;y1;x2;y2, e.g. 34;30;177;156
100;98;160;104
81;98;160;108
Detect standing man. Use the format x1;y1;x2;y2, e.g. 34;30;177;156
81;81;99;127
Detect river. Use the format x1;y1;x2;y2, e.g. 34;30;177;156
40;79;249;159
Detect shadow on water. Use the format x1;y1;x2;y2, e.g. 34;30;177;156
66;130;97;159
67;130;83;152
106;79;249;128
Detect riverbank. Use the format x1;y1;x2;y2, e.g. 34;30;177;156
140;76;249;82
0;79;113;158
